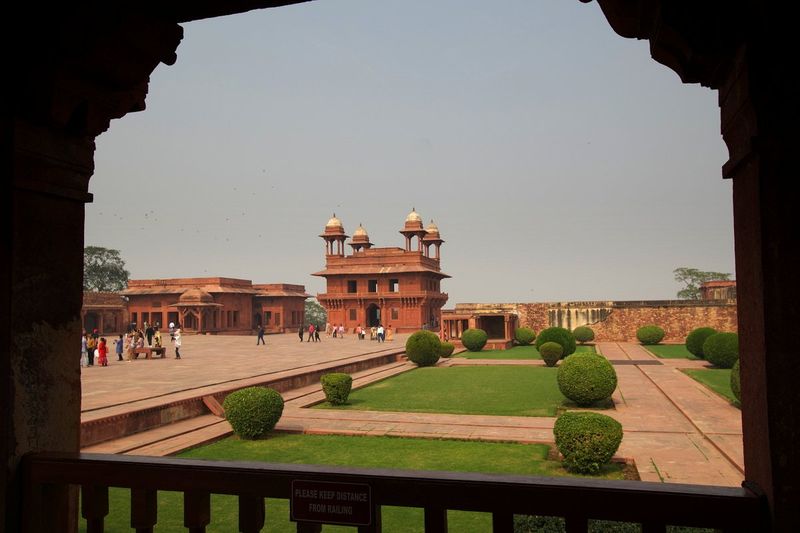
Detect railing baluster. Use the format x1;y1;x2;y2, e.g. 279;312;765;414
81;484;109;533
642;522;666;533
564;514;588;533
238;494;265;533
296;521;322;533
358;503;382;533
424;506;447;532
492;511;514;533
131;488;157;533
184;490;211;533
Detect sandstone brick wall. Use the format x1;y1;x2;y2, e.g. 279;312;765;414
457;301;738;342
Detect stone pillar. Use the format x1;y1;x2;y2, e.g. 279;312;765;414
722;47;800;529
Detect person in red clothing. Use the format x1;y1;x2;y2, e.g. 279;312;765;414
97;337;109;366
307;323;315;342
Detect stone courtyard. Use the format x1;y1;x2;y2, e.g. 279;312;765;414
80;333;744;488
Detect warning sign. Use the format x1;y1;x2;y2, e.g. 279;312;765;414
290;480;372;526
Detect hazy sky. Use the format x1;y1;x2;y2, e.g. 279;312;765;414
86;0;734;303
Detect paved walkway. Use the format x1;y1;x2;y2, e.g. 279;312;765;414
82;338;744;487
81;332;409;413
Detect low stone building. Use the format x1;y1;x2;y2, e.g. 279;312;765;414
82;277;309;335
700;280;737;300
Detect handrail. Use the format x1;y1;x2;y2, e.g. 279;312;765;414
21;452;766;532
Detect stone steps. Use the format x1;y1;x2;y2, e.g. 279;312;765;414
80;349;405;448
80;358;416;456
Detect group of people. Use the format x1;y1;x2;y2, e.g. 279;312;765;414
293;323;393;343
81;321;182;367
299;324;322;342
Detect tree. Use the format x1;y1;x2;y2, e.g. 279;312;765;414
673;267;732;300
304;299;327;328
83;246;130;292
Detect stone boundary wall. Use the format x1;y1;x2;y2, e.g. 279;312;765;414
454;300;738;342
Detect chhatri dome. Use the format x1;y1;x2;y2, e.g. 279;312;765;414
406;208;422;223
326;214;343;229
353;224;368;238
425;219;440;236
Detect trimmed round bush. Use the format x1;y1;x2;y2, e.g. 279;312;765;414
553;412;623;474
223;386;284;439
703;332;739;369
636;325;665;345
439;341;455;358
685;327;717;358
320;373;353;405
461;328;488;352
557;353;617;406
514;327;536;346
539;341;563;367
405;330;441;367
573;326;595;344
731;360;741;403
535;327;576;357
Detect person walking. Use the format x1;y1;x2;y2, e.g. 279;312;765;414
145;323;154;346
174;325;182;359
298;325;304;342
86;334;96;366
80;334;88;368
153;327;162;348
338;324;345;338
114;334;124;361
256;325;266;345
307;323;315;342
377;324;385;343
314;326;321;343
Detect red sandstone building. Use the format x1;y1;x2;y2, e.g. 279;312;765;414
111;277;309;334
700;280;737;300
314;211;449;332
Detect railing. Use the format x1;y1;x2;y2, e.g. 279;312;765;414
318;291;448;299
22;452;766;533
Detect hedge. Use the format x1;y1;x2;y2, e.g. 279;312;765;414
405;330;442;367
539;342;563;367
514;327;536;346
636;325;665;345
320;373;353;405
557;353;617;406
223;386;284;439
554;412;623;474
703;332;739;369
573;326;595;344
461;328;488;352
535;327;576;357
439;341;455;358
685;327;717;358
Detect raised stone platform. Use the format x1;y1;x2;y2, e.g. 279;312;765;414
80;333;409;448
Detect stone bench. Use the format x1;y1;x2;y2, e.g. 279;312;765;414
133;347;166;359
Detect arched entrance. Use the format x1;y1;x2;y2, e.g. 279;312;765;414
366;304;381;327
83;312;100;333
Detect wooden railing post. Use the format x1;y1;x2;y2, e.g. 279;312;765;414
184;490;211;533
424;506;447;532
358;503;382;533
81;484;109;533
238;494;265;533
564;515;588;533
131;488;158;533
492;511;514;533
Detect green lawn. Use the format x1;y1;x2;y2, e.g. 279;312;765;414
83;434;625;532
644;344;699;360
456;344;595;360
683;368;739;406
315;366;567;417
